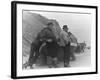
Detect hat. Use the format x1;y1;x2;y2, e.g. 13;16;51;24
63;25;68;29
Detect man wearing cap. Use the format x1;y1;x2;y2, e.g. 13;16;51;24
58;25;71;67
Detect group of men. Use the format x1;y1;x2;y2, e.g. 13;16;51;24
24;22;77;69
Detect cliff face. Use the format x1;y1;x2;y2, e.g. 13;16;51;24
22;11;62;57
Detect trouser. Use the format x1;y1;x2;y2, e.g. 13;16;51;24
28;41;43;68
62;43;71;67
28;49;40;67
47;56;58;68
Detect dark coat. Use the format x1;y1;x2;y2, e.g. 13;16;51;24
46;40;59;58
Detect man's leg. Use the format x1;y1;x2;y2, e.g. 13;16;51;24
63;43;71;67
47;56;53;68
53;57;58;68
28;48;40;68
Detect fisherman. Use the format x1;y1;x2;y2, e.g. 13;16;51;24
58;25;71;67
43;22;59;68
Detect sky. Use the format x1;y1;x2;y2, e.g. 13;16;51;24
29;11;91;46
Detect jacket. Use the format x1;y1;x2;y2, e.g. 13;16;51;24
58;30;70;46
